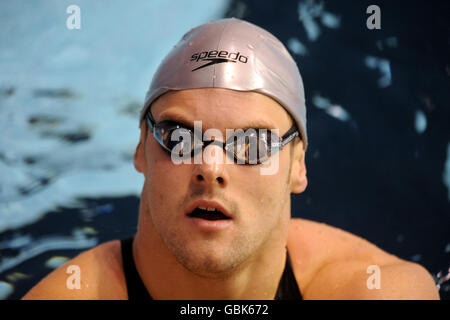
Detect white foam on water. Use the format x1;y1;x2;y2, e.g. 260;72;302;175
321;12;341;29
312;95;331;109
45;256;70;269
312;94;351;122
297;0;340;42
364;55;392;88
0;281;13;300
414;109;427;134
326;105;350;122
0;229;98;274
287;37;308;56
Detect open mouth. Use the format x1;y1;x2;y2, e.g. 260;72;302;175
187;207;231;221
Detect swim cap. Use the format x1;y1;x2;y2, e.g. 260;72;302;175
140;17;308;150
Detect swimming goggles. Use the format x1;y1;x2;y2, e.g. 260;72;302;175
146;110;300;165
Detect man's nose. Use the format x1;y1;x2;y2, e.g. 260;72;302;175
191;144;228;187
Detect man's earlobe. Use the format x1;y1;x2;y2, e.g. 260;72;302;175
134;141;144;173
290;143;308;194
134;123;148;173
291;163;308;194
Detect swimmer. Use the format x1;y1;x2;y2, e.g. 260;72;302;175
22;18;439;300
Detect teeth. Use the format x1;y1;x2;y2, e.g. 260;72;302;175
198;206;217;212
189;205;230;220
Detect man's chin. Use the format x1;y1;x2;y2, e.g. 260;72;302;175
171;244;244;278
181;257;239;279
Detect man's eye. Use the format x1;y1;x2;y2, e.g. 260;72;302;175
262;131;280;148
235;141;248;158
233;135;264;163
167;129;184;148
168;127;193;146
257;139;269;156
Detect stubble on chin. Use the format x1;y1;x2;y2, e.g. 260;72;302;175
159;224;255;279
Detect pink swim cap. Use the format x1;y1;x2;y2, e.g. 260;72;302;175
140;17;308;150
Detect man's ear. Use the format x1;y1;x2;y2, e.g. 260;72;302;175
133;124;147;173
290;140;308;194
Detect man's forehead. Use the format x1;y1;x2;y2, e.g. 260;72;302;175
156;88;267;106
157;110;279;131
152;88;292;129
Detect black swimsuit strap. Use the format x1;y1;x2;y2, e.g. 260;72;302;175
120;237;152;300
121;237;302;300
274;249;303;300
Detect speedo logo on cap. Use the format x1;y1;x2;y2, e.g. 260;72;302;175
190;50;248;71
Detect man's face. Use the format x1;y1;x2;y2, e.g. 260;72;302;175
134;88;306;278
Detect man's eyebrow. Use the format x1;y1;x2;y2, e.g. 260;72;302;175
158;113;194;128
239;120;277;131
158;112;277;130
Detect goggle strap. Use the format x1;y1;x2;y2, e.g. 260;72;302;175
280;131;299;148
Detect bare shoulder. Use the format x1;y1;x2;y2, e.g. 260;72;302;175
22;240;127;300
287;218;439;299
